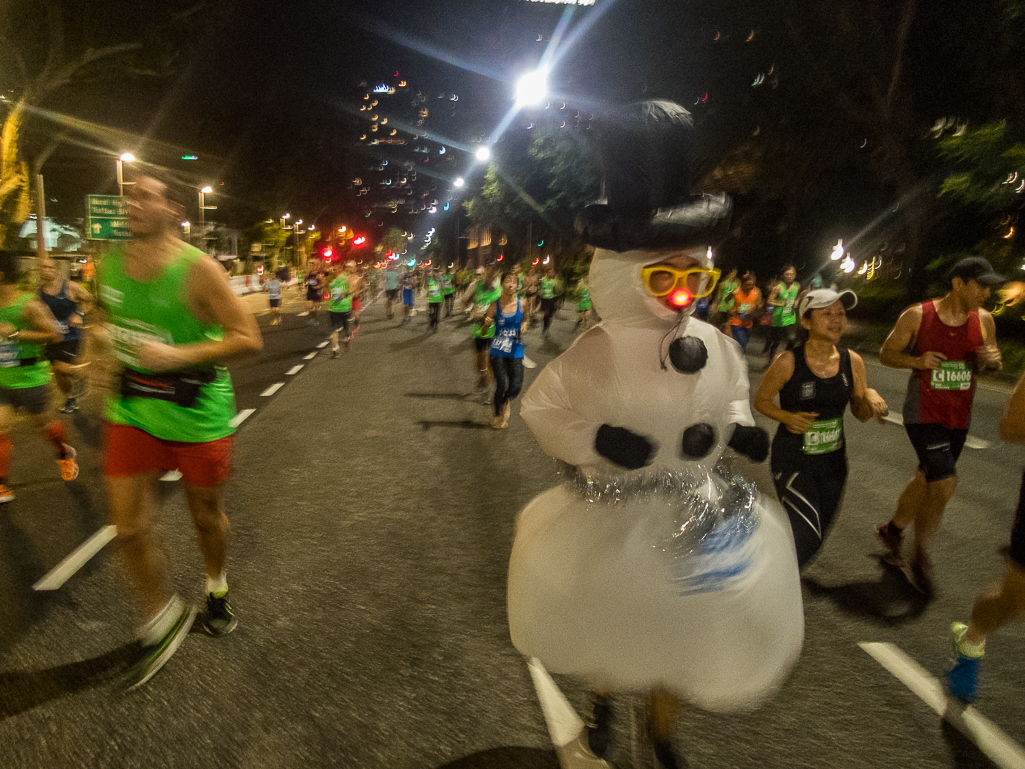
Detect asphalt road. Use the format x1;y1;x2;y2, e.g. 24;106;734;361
0;289;1022;769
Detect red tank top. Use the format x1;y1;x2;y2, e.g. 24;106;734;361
902;300;983;430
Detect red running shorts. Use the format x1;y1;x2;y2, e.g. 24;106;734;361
103;422;233;487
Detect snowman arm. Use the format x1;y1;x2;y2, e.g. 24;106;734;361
727;352;757;427
521;362;604;467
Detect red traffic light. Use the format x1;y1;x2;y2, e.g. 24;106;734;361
323;247;333;258
353;236;366;246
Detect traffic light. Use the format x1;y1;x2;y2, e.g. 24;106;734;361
352;236;366;246
320;246;334;261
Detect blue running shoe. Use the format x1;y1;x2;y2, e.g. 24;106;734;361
947;622;982;702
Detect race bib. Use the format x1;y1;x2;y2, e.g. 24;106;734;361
0;342;19;368
930;360;972;391
803;417;843;455
491;328;516;354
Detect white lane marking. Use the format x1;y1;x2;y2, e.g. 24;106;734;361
303;352;317;360
230;408;256;428
286;365;304;375
860;642;1025;768
33;526;117;591
527;658;610;768
317;341;329;348
260;382;284;397
160;470;183;482
881;413;989;449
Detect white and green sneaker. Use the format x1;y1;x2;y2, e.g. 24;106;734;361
128;601;196;691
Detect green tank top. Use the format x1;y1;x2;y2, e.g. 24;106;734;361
472;282;501;339
541;277;556;299
718;278;740;312
0;294;51;389
773;283;799;327
330;275;352;312
426;277;443;302
577;284;591;308
100;244;236;442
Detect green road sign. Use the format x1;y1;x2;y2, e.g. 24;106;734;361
86;195;131;240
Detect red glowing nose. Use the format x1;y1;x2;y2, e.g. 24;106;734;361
669;288;693;307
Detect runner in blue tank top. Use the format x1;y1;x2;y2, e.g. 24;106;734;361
754;289;888;566
482;272;525;429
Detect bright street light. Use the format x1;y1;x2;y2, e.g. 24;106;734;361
116;153;137;196
454;177;465;188
515;68;549;106
475;146;491;162
283;213;291;220
201;185;213;194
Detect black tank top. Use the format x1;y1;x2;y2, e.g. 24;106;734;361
38;281;79;340
771;344;853;469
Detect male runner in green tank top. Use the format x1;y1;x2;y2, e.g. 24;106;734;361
98;176;263;688
0;250;78;502
767;264;800;362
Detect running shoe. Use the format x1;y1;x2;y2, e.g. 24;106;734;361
57;446;79;481
60;398;76;414
585;695;613;759
876;521;904;565
128;601;196;690
491;415;505;429
0;484;14;503
204;591;238;637
331;348;339;359
481;390;493;405
947;622;982;702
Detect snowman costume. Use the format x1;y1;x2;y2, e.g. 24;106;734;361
507;101;804;712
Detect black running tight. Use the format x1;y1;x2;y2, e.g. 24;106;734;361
771;461;848;567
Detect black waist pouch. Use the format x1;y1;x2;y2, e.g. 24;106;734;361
120;369;217;408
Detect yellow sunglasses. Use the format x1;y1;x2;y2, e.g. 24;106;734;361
640;265;721;298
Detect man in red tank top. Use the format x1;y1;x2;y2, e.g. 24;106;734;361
875;257;1004;595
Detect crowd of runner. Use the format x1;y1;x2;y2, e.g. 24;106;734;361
2;176;1021;714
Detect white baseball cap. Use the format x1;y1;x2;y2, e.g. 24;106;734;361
797;288;857;318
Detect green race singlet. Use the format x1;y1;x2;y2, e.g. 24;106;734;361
773;283;799;328
0;294;51;390
100;243;237;442
330;275;352;312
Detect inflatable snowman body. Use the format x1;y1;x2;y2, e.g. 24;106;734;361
507;248;804;712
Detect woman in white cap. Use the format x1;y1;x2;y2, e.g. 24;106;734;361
754;288;889;566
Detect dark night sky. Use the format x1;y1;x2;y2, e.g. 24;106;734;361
15;0;1005;253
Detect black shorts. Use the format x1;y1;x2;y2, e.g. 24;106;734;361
905;423;969;483
306;291;321;302
0;384;48;414
386;289;399;300
329;310;352;333
45;338;82;365
1009;470;1025;569
269;297;281;308
474;337;491;352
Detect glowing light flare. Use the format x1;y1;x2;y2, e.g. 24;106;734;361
532;259;539;266
475;146;491;162
515;68;550;106
830;239;845;261
1005;227;1015;239
497;255;504;262
353;236;366;245
858;262;869;276
841;255;856;274
543;256;550;265
120;152;136;163
669;288;693;308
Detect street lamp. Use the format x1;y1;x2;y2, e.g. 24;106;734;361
475;146;491;162
117;152;136;196
515;68;549;107
198;186;216;252
454;177;465;188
